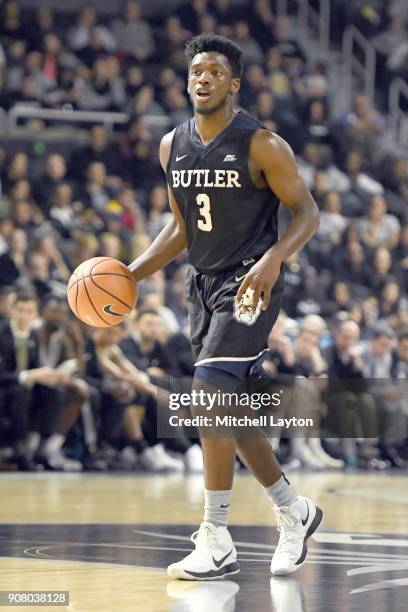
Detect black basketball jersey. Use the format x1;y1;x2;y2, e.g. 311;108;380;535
166;110;280;273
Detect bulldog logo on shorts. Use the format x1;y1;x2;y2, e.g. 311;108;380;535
233;289;262;326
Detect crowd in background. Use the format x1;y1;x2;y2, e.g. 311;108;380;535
0;0;407;473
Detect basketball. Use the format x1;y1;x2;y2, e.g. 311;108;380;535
67;257;138;327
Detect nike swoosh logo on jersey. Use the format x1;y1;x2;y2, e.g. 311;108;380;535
235;274;246;282
301;501;310;526
213;548;233;568
176;154;189;161
103;304;125;317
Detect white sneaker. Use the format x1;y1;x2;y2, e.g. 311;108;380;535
44;450;83;472
293;444;325;470
140;444;184;472
308;438;344;469
271;496;323;576
167;522;240;580
153;444;185;472
184;444;204;473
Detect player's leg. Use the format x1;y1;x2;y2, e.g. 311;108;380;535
234;432;323;576
220;267;324;576
167;369;239;580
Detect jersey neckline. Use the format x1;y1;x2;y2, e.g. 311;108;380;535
189;110;242;155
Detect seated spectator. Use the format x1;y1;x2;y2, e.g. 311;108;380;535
370;246;394;291
297;143;349;194
35;296;92;471
314;191;348;254
12;200;43;238
338;240;371;290
379;280;407;329
179;0;209;33
1;152;30;194
111;0;155;61
341;149;384;217
240;64;267;109
162;84;190;126
140;290;180;335
67;5;116;53
339;94;386;162
49;183;77;239
34;154;70;215
271;16;306;64
93;325;184;471
70;126;122;182
358;194;401;249
33;233;71;283
81;161;114;217
0;228;29;288
233;21;263;65
0;218;14;255
303;99;334;148
0;292;67;470
324;319;379;467
264;47;292;102
392;331;408;379
147;186;172;240
120;310;179;378
27;252;66;300
246;0;275;51
0;285;16;325
361;322;407;467
76;57;126;112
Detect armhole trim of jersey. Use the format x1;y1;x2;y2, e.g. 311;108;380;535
247;127;271;191
165;126;178;177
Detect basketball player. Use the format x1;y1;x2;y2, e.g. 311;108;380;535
129;33;322;580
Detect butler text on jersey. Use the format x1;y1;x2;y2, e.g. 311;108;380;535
171;169;242;188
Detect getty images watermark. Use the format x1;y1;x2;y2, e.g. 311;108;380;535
167;389;315;430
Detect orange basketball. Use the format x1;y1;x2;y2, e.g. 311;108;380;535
67;257;138;327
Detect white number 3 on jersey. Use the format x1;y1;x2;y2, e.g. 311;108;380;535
196;193;212;232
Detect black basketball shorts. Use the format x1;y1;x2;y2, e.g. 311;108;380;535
186;258;284;377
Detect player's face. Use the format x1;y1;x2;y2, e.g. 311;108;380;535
188;52;240;116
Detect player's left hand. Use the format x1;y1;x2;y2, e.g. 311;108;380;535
236;251;283;312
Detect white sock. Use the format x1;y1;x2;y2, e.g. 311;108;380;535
204;489;232;527
264;474;297;508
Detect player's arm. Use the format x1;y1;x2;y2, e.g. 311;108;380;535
128;129;187;282
237;131;319;311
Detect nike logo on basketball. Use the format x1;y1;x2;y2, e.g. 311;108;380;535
213;548;233;568
224;154;237;161
103;304;125;317
176;154;189;161
235;274;246;282
302;502;310;526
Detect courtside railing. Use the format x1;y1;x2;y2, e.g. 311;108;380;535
389;77;408;150
342;25;376;108
276;0;330;54
7;106;129;132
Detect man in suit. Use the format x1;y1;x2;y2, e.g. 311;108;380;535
0;292;62;469
324;319;379;467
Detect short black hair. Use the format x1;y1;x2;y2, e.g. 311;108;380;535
185;33;243;79
137;308;160;321
15;292;38;306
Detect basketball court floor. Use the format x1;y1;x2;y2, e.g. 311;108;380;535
0;471;407;611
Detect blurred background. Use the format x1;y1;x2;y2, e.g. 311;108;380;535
0;0;407;475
